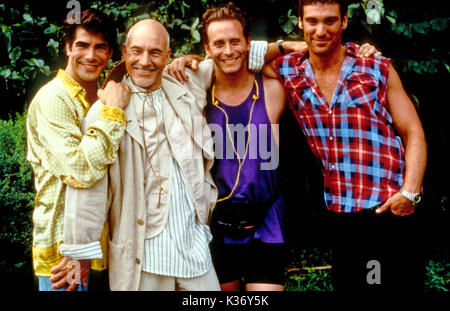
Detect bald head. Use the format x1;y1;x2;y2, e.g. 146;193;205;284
125;19;170;51
122;19;171;90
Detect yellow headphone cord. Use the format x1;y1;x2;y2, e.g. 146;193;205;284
212;79;259;203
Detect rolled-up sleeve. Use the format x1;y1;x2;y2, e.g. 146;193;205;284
60;172;110;259
248;40;268;73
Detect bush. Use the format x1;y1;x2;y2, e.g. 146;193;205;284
0;3;64;119
0;111;34;274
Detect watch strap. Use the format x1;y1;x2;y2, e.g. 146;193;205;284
400;189;421;204
277;39;285;54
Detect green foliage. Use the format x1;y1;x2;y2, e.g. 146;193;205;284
425;260;450;291
279;9;298;37
0;4;61;99
0;111;34;274
346;1;448;76
286;269;333;291
285;246;333;291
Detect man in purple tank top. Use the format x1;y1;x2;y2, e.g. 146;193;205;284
200;3;288;291
168;3;289;291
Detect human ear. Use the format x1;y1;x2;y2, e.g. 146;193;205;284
342;13;349;30
65;41;72;57
203;43;211;57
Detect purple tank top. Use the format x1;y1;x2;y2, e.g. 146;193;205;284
206;74;285;244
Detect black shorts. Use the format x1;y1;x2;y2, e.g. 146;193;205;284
210;239;287;285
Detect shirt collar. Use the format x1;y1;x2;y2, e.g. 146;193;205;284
56;69;90;113
125;75;163;100
296;42;359;67
125;75;164;120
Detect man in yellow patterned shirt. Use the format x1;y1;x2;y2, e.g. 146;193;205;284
26;8;130;291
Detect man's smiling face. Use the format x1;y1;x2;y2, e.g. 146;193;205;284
204;19;250;77
299;3;348;57
122;20;171;91
65;27;112;84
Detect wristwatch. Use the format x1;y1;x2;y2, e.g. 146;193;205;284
277;39;285;54
400;189;422;205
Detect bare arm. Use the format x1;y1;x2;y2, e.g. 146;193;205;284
265;40;308;63
260;41;308;79
263;77;287;147
266;40;381;62
376;64;427;216
165;54;205;83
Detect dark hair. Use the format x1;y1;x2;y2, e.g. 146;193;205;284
200;2;250;44
298;0;348;19
63;8;117;51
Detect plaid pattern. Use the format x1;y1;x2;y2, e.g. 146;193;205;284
26;69;126;275
276;43;405;213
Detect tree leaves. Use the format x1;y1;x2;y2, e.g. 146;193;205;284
430;18;448;31
8;46;22;62
43;24;59;34
1;6;60;92
391;18;448;38
0;112;34;274
22;13;34;25
279;9;298;35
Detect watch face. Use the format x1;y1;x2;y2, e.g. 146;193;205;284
412;193;422;204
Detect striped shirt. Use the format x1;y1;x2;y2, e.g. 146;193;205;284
248;40;268;72
131;81;213;278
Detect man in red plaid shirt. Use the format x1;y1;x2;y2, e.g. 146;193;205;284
264;0;427;290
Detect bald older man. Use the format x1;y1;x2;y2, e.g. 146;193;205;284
59;19;220;291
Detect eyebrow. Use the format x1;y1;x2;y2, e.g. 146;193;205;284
129;45;164;53
324;16;340;22
212;37;241;43
305;16;340;21
74;41;108;49
95;43;108;49
74;41;89;46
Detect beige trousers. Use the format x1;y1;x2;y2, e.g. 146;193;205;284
138;266;221;291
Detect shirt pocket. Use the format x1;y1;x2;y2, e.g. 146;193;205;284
344;72;379;109
285;76;313;111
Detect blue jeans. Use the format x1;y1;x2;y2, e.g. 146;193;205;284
38;276;88;291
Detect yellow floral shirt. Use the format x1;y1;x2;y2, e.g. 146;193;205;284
26;69;126;276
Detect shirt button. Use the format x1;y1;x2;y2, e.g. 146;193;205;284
329;110;333;114
329;136;334;141
136;258;141;265
137;219;144;225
